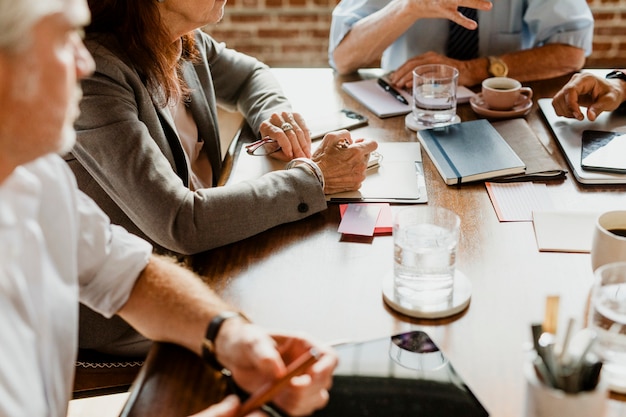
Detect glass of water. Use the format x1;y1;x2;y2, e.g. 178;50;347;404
412;64;459;128
587;261;626;393
393;206;460;311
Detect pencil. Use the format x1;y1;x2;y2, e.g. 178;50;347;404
543;295;560;335
236;347;321;417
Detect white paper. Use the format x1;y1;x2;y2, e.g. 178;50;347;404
532;210;601;253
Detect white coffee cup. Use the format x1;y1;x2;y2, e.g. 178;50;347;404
590;210;626;272
481;77;533;110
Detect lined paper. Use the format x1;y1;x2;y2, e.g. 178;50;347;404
485;182;554;222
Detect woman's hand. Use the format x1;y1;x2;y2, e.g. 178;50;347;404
259;111;312;161
212;319;337;416
312;130;378;195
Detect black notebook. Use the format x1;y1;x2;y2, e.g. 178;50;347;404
417;119;525;185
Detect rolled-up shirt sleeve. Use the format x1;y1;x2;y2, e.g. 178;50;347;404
524;0;594;55
329;0;381;69
76;190;152;318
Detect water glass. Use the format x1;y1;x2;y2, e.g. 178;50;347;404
393;206;460;310
587;261;626;393
412;64;459;128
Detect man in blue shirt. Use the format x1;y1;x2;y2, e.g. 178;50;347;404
329;0;594;87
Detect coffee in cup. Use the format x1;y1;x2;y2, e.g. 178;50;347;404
591;210;626;271
481;77;533;111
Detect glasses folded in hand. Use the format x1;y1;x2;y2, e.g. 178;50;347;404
245;137;281;156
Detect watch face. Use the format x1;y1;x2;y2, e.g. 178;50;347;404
488;57;508;77
491;63;507;77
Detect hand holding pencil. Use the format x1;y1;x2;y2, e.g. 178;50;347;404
204;324;337;417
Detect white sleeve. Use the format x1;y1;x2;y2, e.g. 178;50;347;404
76;189;152;318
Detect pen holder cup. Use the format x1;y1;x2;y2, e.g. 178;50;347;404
523;362;607;417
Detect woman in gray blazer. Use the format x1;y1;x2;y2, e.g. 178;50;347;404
68;0;377;356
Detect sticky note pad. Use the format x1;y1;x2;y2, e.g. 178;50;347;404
338;204;382;236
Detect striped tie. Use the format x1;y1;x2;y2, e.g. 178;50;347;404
446;7;479;61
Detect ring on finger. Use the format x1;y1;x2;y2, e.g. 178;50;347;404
281;122;294;132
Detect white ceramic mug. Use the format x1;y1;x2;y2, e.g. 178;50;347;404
591;210;626;272
482;77;533;110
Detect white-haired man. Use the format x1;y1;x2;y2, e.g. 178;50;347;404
0;0;336;416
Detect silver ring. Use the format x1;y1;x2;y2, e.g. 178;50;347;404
281;122;294;132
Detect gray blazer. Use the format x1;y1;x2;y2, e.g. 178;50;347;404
68;30;327;352
67;30;327;257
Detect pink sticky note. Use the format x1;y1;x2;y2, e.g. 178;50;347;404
340;203;392;235
338;204;382;236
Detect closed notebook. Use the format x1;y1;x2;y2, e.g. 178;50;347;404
417;119;525;185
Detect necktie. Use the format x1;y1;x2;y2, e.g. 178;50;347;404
446;7;479;61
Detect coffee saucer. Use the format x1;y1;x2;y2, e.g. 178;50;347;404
405;113;461;131
470;93;532;119
382;271;472;319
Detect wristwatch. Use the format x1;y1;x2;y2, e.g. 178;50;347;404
487;56;508;77
201;311;248;371
606;70;626;82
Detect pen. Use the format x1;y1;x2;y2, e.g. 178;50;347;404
236;347;321;417
377;78;409;105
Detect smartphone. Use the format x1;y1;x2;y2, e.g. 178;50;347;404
309;331;490;417
581;130;626;174
308;109;368;140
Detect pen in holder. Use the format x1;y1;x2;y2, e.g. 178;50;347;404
525;300;607;417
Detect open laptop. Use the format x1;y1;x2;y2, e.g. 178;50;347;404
538;98;626;184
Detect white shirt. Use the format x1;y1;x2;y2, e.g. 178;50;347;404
0;155;152;417
329;0;594;71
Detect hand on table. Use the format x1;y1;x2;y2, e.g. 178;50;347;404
312;130;378;195
388;51;476;88
259;111;312;161
552;72;626;121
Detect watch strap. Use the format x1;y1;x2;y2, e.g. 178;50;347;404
202;311;248;371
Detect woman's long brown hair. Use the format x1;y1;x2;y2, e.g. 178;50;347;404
86;0;198;106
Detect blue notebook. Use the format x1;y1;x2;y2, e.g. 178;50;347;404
417;120;525;185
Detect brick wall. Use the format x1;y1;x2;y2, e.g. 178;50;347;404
586;0;626;67
208;0;626;69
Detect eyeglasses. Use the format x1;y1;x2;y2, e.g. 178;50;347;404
245;137;282;156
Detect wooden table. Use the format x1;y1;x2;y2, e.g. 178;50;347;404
120;68;626;417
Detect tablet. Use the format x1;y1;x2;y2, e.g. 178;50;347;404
311;331;489;416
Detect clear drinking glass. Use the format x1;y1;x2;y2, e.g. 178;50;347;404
587;261;626;393
393;206;460;310
412;64;459;128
